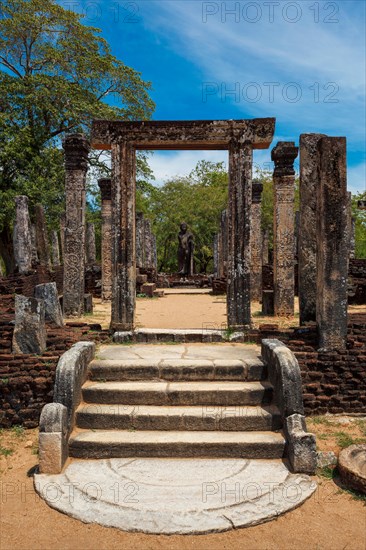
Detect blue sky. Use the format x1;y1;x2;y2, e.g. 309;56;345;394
63;0;365;192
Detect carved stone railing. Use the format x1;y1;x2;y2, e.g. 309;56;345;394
38;341;95;474
261;339;317;474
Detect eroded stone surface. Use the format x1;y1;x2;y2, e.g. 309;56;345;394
35;457;316;534
13;195;32;274
251;182;263;302
35;282;63;327
63;133;90;316
12;295;46;354
271;142;298;317
35;204;51;268
98;178;112;301
338;444;366;494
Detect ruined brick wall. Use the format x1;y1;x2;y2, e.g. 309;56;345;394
0;290;110;428
247;316;366;415
0;267;64;297
348;259;366;305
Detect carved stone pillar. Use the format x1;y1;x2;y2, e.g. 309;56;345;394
35;204;51;268
298;134;326;324
227;142;252;328
62;134;90;316
98;178;113;301
30;224;38;266
59;213;66;262
250;181;263;301
85;222;96;265
271;141;298;317
135;212;144;269
316;137;348;350
13;196;33;274
111;142;136;330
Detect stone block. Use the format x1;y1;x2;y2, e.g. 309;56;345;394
285;413;317;474
38;402;68;474
141;283;156;297
35;282;64;327
12;295;46;354
84;293;93;314
262;290;274;315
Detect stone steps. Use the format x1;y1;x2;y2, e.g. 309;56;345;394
89;358;266;382
69;429;286;459
76;403;282;431
82;380;273;406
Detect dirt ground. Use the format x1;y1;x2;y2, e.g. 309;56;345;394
74;292;297;330
1;418;365;550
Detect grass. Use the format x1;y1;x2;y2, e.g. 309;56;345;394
11;425;25;437
0;445;13;457
334;431;366;449
317;465;335;479
317;465;366;503
308;415;333;427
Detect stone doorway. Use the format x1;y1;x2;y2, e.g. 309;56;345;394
90;119;275;331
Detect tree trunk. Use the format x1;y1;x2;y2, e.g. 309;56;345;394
0;227;15;275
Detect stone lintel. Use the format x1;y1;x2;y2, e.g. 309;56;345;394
91;118;276;150
271;141;298;177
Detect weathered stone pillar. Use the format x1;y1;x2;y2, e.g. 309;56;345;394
219;209;228;277
12;295;46;354
98;178;113;301
227;142;252;328
316;137;348;350
51;231;60;267
135;212;145;269
13;196;32;274
85;222;96;265
35;204;51;268
30;224;38;265
111;142;136;330
250;181;263;301
35;282;63;327
262;229;269;265
152;234;157;272
63;134;90;316
59;213;66;262
213;234;219;277
271;142;298;317
144;218;153;269
298;134;326;324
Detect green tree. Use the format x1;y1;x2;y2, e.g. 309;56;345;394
351;191;366;258
148;161;228;273
0;0;154;272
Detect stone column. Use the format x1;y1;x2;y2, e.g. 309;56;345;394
316;137;348;350
85;222;96;265
144;218;153;269
152;234;157;272
262;229;269;265
111;142;136;330
62;134;90;316
30;224;38;265
250;181;263;301
227;142;252;328
271;142;298;317
51;231;61;267
213;234;219;277
98;178;113;301
219;209;228;278
59;213;66;262
135;212;145;269
298;134;326;325
13;195;32;274
35;204;51;268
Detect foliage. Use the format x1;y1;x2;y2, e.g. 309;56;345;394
0;0;154;271
351;191;366;258
146;160;228;273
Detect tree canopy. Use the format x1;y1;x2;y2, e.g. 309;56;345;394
0;0;154;272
